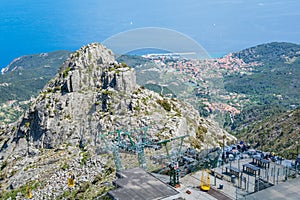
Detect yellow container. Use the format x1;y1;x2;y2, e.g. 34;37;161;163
68;172;75;187
26;187;32;199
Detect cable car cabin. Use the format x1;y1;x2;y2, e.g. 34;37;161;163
200;170;210;191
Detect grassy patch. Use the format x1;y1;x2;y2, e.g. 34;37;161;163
63;67;71;78
156;99;171;112
61;162;69;171
80;151;90;166
0;180;39;200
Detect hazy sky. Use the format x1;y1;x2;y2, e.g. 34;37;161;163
1;0;299;68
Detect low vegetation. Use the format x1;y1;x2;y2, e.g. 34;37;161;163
0;50;70;125
156;99;172;111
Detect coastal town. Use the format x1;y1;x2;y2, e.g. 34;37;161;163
141;53;262;117
0;53;262;127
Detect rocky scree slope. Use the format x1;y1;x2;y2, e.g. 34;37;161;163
0;43;235;199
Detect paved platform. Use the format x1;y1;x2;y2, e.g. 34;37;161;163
247;176;300;200
108;158;299;200
108;168;179;200
168;173;218;200
174;158;296;200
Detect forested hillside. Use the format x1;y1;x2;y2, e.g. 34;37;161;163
225;42;300;131
0;50;70;125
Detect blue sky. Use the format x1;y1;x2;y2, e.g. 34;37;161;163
0;0;300;68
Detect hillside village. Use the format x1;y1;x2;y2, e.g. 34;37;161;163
140;53;261;116
0;54;242;127
0;52;253;127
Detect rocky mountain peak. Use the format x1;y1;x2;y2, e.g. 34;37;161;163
0;43;235;198
1;42;235;158
68;43;115;67
6;43;138;151
56;43;136;94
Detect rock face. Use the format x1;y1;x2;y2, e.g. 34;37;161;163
0;43;235;199
10;44;137;151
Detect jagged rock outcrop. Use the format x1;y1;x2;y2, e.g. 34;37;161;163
8;44;135;151
2;43;233;154
0;43;235;199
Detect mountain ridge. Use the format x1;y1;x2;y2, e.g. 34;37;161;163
232;42;300;64
1;50;71;75
0;43;234;199
0;50;71;125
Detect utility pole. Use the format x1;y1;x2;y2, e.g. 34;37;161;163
112;145;123;171
137;141;147;170
276;168;279;185
247;173;249;193
296;141;300;177
273;165;276;184
99;132;124;171
257;175;259;192
156;135;189;160
156;135;188;187
236;183;238;200
296;141;299;177
222;135;226;174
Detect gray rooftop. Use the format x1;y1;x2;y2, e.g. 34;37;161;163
108;168;179;200
243;163;260;171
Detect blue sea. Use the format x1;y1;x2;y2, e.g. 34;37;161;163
1;0;300;68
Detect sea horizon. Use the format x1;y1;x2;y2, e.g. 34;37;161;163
1;0;299;69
